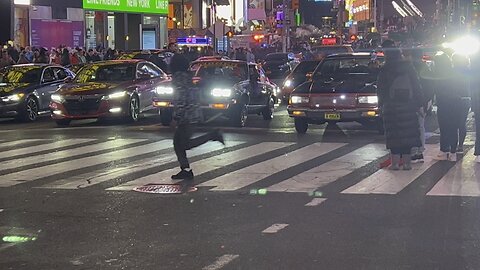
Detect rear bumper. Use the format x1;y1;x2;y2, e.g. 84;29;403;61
287;107;380;122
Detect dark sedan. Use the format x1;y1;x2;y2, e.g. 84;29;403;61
288;53;384;134
153;60;277;127
281;60;321;103
49;60;169;126
0;64;74;121
262;53;299;85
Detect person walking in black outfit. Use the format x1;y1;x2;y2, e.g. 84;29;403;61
170;54;225;180
377;41;423;170
451;53;471;154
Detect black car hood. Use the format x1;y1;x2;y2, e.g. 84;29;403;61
0;83;35;96
57;81;131;96
310;74;377;94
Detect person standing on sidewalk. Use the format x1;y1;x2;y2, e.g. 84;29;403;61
451;53;471;154
377;41;423;170
170;54;225;180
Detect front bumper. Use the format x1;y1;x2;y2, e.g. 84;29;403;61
287;107;380;122
0;103;22;117
50;99;128;120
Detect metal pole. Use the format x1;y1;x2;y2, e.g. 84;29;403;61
373;0;377;32
181;0;184;29
282;0;287;53
213;4;216;55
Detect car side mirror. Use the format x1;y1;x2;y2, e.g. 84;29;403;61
64;76;73;83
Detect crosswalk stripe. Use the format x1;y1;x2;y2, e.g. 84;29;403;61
268;144;388;193
341;144;439;195
0;140;172;187
107;142;294;191
198;143;346;191
44;141;243;190
0;139;46;149
0;139;96;160
0;139;145;172
427;149;479;196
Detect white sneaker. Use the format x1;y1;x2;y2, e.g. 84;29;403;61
448;153;457;162
434;152;449;161
475;156;480;163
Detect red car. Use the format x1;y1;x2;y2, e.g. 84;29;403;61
49;60;169;126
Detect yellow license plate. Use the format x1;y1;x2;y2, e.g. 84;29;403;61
324;113;341;120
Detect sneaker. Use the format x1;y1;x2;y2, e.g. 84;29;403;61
213;129;225;145
448;153;457;162
411;154;425;164
171;169;194;180
457;146;464;154
434;152;449;161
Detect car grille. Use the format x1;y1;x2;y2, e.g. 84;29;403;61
309;95;357;109
63;96;101;115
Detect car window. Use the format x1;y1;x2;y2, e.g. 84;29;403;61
0;66;42;84
137;63;159;78
249;65;260;81
195;62;248;83
53;67;68;80
74;64;135;83
42;68;56;83
146;63;165;78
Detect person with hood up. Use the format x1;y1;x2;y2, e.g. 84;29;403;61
377;41;424;170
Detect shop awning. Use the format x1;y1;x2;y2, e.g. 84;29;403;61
214;0;230;6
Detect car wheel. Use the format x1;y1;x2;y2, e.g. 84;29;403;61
18;96;39;122
232;105;248;127
294;118;308;134
160;109;172;126
262;98;274;120
127;95;140;122
55;119;71;127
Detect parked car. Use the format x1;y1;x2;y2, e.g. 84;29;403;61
288;53;384;134
153;60;277;127
0;64;74;122
49;60;170;126
281;60;321;103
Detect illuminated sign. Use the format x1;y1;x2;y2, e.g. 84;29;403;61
177;37;211;46
14;0;31;5
82;0;168;15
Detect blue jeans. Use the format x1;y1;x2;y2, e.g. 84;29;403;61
411;110;425;156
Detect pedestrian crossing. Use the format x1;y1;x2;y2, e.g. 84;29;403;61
0;138;478;198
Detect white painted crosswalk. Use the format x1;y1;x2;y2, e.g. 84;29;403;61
0;138;479;198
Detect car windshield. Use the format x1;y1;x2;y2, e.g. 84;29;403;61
0;66;42;84
315;57;382;78
74;64;135;83
195;62;247;82
292;61;320;75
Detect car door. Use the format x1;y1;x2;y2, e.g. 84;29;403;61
135;62;157;112
37;67;61;110
247;64;266;108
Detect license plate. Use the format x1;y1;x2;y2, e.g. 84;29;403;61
324;113;341;120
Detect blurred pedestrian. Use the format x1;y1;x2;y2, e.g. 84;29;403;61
17;51;30;64
433;52;462;162
60;48;71;66
0;50;15;68
86;49;101;63
170;54;224;180
377;41;423;170
452;53;471;154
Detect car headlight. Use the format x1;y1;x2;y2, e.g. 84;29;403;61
1;93;25;102
50;94;64;103
290;96;309;104
156;86;174;95
211;88;232;97
102;91;127;100
443;35;480;56
358;96;378;104
284;79;293;88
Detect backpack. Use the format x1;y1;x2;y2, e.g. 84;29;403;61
389;72;413;101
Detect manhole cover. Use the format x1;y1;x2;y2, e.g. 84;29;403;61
133;184;197;194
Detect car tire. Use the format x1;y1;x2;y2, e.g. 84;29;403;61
127;95;140;122
55;119;71;127
160;109;172;126
262;98;274;120
294;118;308;134
232;104;248;127
17;96;39;122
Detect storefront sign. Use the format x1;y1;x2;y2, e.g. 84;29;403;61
177;37;211;46
83;0;168;15
31;19;84;49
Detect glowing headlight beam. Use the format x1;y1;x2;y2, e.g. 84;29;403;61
392;1;408;17
449;36;480;56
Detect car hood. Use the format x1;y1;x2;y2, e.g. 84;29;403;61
310;74;377;94
57;81;131;96
0;83;34;96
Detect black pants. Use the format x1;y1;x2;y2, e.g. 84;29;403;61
438;104;461;153
391;147;411;155
458;98;470;147
173;124;217;170
475;111;480;156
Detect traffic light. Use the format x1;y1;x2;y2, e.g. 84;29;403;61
292;0;299;10
226;31;234;38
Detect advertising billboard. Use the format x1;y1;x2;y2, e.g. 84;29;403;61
83;0;168;15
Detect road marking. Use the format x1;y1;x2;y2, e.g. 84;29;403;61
341;144;439;195
0;139;45;148
0;140;172;187
0;139;145;172
262;223;289;234
0;243;15;252
0;139;96;159
305;198;327;207
108;142;293;191
202;254;240;270
45;141;243;189
428;149;480;196
198;143;346;191
268;144;388;193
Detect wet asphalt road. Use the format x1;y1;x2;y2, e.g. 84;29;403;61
1;107;480;270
